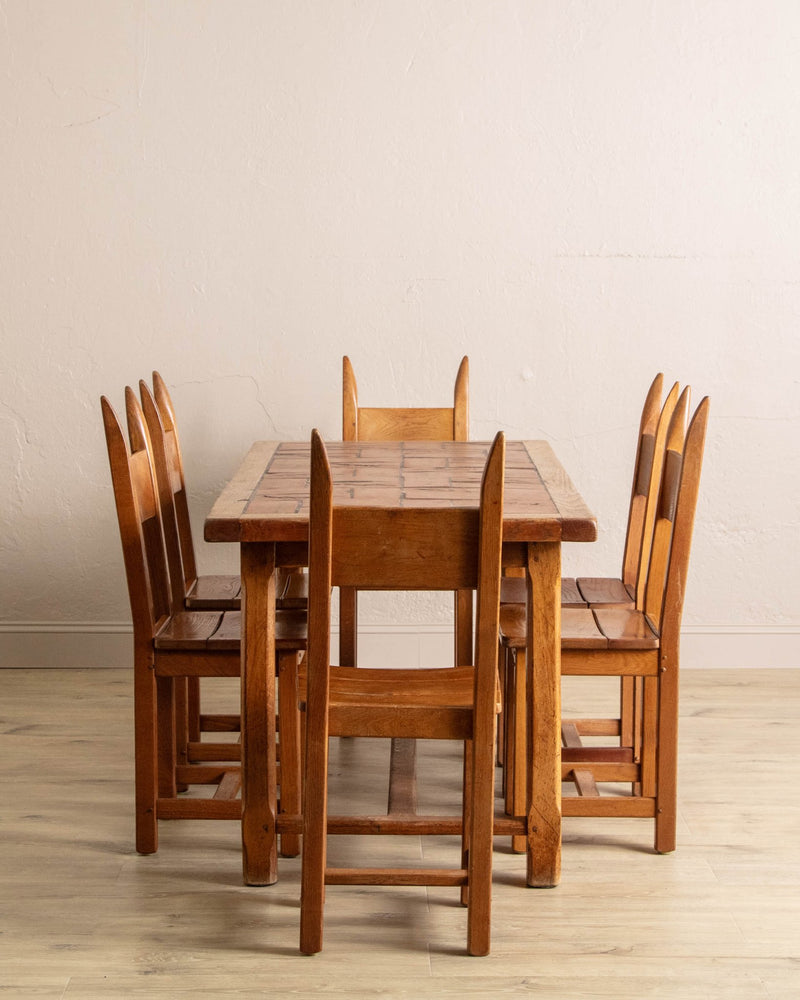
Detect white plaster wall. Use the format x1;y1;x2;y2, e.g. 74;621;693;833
1;2;798;662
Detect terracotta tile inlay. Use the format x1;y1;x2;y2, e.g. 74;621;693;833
206;439;596;544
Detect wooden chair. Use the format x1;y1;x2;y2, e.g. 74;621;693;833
299;429;505;956
144;375;307;823
340;355;470;667
498;375;680;812
101;389;306;856
499;391;709;854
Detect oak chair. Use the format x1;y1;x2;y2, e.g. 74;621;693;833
497;375;678;807
299;429;505;957
101;389;306;856
499;391;709;853
340;355;470;667
144;375;307;832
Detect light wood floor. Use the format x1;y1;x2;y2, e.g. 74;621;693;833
1;667;798;999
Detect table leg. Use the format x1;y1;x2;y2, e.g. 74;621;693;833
240;542;278;886
526;541;562;888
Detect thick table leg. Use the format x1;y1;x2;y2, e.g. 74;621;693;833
241;542;278;886
526;541;562;888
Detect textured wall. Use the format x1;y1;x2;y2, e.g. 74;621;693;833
1;2;798;641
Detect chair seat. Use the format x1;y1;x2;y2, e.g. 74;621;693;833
155;610;231;649
575;576;634;607
500;575;586;608
155;609;307;651
278;569;310;609
184;570;310;612
184;574;241;610
499;604;659;651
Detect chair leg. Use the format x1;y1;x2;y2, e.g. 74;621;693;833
134;653;159;855
466;727;495;957
502;649;515;812
300;686;329;955
654;665;678;854
507;648;528;854
156;676;177;800
497;645;506;771
460;741;472;907
278;651;302;858
174;678;189;792
621;675;645;795
187;677;201;743
641;675;658;801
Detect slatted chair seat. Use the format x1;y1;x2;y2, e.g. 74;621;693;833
152;610;234;650
498;391;709;854
573;576;635;607
154;608;307;652
501;603;659;653
183;574;242;610
183;567;309;611
500;574;587;608
589;608;660;649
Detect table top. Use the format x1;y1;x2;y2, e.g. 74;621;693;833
205;439;596;545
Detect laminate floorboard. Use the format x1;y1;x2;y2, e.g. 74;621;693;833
1;668;798;998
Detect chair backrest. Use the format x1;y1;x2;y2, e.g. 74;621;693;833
148;371;200;594
307;428;504;680
625;377;681;606
101;390;174;645
342;356;469;441
140;378;194;609
641;391;710;643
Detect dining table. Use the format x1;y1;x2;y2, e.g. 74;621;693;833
204;438;596;888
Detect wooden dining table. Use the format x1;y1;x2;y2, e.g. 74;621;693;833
205;438;596;888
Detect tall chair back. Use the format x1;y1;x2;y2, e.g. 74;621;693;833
624;375;681;606
149;371;200;600
343;355;469;442
339;355;471;666
103;389;173;642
